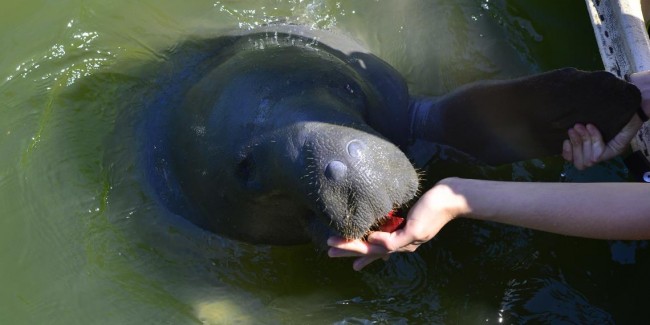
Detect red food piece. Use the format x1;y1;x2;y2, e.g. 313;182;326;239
378;210;405;232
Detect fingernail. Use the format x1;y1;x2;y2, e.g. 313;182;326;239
353;260;363;271
326;237;333;246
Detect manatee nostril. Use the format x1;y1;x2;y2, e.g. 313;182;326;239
324;160;347;181
346;139;366;158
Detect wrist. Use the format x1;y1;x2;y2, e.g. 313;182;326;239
431;177;472;219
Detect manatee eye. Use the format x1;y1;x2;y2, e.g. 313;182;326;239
236;154;255;183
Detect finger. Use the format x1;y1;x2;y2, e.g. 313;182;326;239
562;139;573;162
602;115;642;160
568;128;585;170
328;242;389;257
574;124;593;167
585;124;605;163
327;236;355;247
367;229;426;253
328;247;364;258
327;237;387;255
353;255;384;271
630;71;650;99
367;229;419;252
366;231;397;250
585;123;603;140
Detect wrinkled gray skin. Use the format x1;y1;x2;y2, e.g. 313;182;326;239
145;25;639;245
163;26;418;244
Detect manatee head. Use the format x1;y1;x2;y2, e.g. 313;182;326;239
163;32;418;244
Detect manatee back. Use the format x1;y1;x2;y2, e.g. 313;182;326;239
138;25;416;243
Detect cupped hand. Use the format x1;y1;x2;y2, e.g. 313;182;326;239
327;180;466;271
562;117;641;170
326;221;434;271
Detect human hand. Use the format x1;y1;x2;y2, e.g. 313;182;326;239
327;179;467;271
562;117;642;170
561;69;650;169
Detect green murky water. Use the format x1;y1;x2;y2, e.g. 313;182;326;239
1;0;648;324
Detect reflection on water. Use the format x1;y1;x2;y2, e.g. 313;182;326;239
1;0;648;324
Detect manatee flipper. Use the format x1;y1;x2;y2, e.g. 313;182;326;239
410;68;641;165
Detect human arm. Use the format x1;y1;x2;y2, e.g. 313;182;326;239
330;102;649;272
329;177;650;270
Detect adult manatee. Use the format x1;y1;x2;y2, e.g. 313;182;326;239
140;25;640;245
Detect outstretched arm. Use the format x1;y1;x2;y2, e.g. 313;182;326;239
329;177;650;271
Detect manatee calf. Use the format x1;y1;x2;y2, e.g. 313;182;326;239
140;25;640;245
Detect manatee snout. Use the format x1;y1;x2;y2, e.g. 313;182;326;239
302;124;419;239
